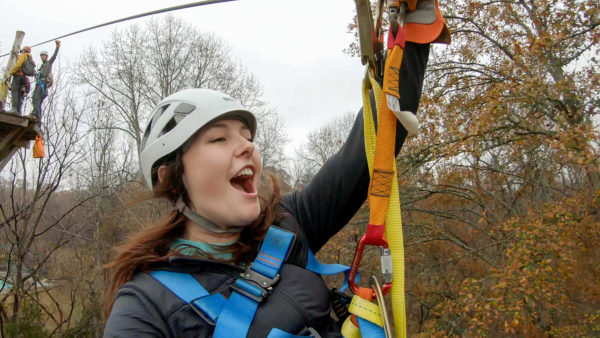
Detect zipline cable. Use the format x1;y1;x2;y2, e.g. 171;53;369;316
0;0;237;58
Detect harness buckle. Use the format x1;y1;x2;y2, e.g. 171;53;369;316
231;266;281;302
330;288;352;322
240;266;281;290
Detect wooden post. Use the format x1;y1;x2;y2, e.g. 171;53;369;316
1;31;25;112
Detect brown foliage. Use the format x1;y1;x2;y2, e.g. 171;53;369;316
431;194;600;336
331;0;600;335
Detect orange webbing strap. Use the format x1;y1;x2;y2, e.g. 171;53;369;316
367;21;405;228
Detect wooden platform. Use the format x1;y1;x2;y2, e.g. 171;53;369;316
0;112;41;171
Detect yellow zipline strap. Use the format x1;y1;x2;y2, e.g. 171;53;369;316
341;293;385;338
341;316;362;338
349;295;384;327
363;72;407;337
342;287;382;338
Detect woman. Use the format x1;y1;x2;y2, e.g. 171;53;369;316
103;42;429;337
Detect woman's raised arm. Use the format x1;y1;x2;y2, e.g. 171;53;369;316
280;42;430;253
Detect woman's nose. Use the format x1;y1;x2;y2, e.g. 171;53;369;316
236;137;255;157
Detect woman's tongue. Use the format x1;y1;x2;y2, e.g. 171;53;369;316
231;177;254;194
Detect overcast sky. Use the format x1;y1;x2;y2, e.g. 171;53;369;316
0;0;365;152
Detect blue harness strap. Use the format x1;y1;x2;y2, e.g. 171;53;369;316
357;317;386;338
36;72;46;95
306;249;358;292
150;270;226;324
150;271;208;302
150;226;353;337
213;226;295;338
267;327;320;338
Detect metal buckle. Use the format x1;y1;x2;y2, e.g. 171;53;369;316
240;266;280;290
230;267;281;303
330;288;351;322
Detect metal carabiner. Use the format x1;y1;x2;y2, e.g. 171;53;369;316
355;0;386;81
347;223;393;296
388;1;413;35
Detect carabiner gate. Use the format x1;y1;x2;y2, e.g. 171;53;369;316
347;223;393;296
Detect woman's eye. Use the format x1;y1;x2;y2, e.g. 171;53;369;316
210;137;226;143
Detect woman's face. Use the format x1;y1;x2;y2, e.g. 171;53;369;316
181;119;261;228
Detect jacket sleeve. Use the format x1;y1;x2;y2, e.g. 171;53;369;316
279;42;430;253
9;54;27;75
49;46;59;64
103;287;171;338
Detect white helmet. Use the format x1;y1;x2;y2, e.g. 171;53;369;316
40;50;48;56
140;88;256;189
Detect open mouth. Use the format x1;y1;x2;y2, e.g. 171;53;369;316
230;167;256;194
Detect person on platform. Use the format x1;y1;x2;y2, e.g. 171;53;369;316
31;40;61;119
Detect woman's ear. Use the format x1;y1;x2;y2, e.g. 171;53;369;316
157;165;168;184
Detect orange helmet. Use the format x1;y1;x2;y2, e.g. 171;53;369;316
22;46;31;53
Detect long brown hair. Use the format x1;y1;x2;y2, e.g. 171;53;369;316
103;148;282;318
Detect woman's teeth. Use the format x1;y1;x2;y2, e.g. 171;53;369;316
235;168;254;177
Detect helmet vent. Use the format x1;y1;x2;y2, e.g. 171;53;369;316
160;117;178;137
152;104;171;125
141;120;153;149
173;114;185;123
173;103;195;124
142;104;171;148
174;103;196;114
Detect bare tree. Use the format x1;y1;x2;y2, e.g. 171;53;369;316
75;24;148;156
301;112;355;167
76;16;266;156
254;106;289;171
287;112;355;189
288;148;318;189
0;79;101;334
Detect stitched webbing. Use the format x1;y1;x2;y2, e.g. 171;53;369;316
361;47;407;337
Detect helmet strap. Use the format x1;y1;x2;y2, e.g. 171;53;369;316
175;197;246;234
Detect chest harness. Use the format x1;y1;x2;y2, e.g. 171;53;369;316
36;71;46;96
151;226;352;337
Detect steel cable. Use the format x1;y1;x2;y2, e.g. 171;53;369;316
1;0;237;57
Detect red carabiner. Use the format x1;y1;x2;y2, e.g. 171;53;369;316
347;223;392;296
